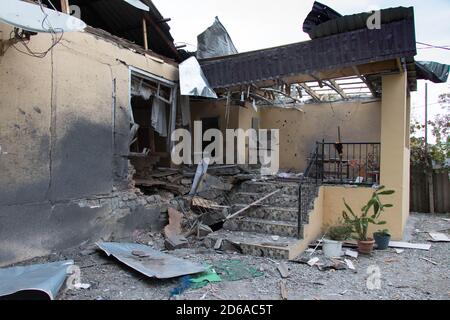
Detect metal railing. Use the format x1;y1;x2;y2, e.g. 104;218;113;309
311;141;381;186
298;141;381;238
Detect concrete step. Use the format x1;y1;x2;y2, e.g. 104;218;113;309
239;181;299;196
224;217;298;238
233;204;298;222
204;230;300;260
230;192;298;207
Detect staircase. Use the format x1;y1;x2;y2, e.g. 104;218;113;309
204;179;321;260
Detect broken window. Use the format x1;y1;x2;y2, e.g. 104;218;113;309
129;70;177;178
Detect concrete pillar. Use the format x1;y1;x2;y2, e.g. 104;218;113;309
380;71;410;240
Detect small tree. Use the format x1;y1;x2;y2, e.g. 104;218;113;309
342;186;395;241
410;93;450;168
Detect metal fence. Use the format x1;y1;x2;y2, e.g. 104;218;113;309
306;141;381;186
410;167;450;213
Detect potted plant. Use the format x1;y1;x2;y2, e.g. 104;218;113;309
341;186;395;254
323;223;353;258
373;229;391;250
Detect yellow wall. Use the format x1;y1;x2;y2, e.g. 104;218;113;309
289;187;324;259
380;72;410;239
259;101;381;171
190;101;260;164
317;73;411;240
0;24;179;264
0;24;178;204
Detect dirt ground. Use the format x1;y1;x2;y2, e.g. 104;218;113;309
12;213;450;300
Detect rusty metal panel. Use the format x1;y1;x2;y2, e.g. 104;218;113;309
201;19;416;89
97;242;206;279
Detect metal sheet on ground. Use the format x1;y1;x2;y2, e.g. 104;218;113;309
0;260;73;300
97;242;206;279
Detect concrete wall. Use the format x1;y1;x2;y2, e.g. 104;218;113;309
0;25;178;266
259;101;381;171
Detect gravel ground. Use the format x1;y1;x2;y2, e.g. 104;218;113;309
9;213;450;300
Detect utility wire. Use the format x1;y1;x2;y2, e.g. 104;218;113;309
417;41;450;51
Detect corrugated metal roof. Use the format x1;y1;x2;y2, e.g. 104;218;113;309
200;18;417;89
307;6;414;39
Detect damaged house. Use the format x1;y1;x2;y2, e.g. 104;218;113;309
0;0;183;266
0;0;448;269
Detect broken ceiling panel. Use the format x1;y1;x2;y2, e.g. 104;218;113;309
97;242;206;279
197;17;238;60
0;260;74;300
179;57;218;99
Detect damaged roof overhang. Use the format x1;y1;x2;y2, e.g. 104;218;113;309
200;19;417;94
56;0;180;60
200;17;417;95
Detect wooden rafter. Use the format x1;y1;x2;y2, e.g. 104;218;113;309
328;80;349;100
142;17;148;51
352;66;377;98
299;83;320;102
60;0;70;14
143;13;180;59
261;88;301;103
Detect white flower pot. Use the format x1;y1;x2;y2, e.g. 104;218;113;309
322;239;343;258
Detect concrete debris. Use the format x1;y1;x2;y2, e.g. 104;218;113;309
395;249;405;254
307;257;320;267
428;232;450;242
277;262;290;278
345;249;359;259
165;235;189;250
74;283;91;290
345;259;356;271
132;250;150;258
197;223;213;238
317;258;347;271
214;239;223;250
164;207;184;238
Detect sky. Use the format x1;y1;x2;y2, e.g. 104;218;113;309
153;0;450;135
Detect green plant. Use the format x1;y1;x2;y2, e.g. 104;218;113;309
341;186;395;241
326;224;353;241
375;229;390;235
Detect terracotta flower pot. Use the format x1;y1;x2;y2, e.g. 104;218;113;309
357;239;375;254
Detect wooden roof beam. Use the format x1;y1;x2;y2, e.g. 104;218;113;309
299;83;321;102
328;80;349;100
143;12;180;60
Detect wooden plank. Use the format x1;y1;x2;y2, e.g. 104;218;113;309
388;241;431;251
142;17;149;51
60;0;70;14
225;190;281;220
